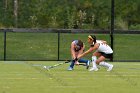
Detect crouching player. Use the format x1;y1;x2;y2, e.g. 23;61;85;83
68;40;90;71
77;35;113;72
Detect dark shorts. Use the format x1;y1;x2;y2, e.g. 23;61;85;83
99;52;113;59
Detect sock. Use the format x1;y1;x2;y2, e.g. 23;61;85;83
92;56;97;68
78;59;89;64
99;61;112;68
70;60;75;68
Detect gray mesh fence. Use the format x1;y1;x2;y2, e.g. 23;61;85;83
0;29;140;61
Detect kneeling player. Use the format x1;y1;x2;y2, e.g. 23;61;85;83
68;40;90;71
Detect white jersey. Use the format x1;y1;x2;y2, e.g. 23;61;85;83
95;40;113;54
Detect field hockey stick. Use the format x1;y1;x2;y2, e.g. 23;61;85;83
43;60;71;70
43;60;90;70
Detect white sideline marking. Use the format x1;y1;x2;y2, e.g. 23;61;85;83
49;86;100;88
0;78;39;80
105;75;139;77
54;72;140;74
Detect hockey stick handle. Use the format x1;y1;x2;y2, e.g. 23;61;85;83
65;60;87;66
46;60;71;69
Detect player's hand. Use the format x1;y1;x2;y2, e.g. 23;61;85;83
77;55;81;59
74;61;79;65
74;57;78;61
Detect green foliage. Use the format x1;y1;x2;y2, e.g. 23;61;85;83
129;24;140;30
115;17;128;30
115;0;140;30
0;0;139;29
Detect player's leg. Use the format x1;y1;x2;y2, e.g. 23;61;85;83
89;52;101;71
78;59;90;65
78;59;90;69
99;61;113;71
97;56;113;71
68;60;75;71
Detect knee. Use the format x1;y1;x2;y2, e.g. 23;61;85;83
96;60;100;65
92;56;97;61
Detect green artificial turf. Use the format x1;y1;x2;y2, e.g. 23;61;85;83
0;61;139;93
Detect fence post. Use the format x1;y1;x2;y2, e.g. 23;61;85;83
110;0;115;61
58;30;60;61
4;31;7;61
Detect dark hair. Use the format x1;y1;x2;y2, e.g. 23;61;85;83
77;40;83;47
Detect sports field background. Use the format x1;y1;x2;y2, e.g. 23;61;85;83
0;0;139;93
0;61;139;93
0;32;140;61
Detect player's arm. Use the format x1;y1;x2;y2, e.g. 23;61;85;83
77;43;99;59
71;42;76;59
78;44;85;54
100;40;107;44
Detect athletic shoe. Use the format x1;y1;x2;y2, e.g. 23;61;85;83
67;67;73;71
89;67;98;71
107;65;113;71
86;61;90;69
43;66;47;69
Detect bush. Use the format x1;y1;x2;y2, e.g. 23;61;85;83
129;24;140;30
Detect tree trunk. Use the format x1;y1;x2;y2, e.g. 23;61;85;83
14;0;18;28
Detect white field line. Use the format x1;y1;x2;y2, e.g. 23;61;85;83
0;77;40;80
2;61;140;66
0;72;140;76
0;72;41;74
54;72;140;74
0;74;139;80
48;86;100;88
105;75;140;77
2;85;101;88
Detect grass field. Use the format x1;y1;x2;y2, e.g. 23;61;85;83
0;61;139;93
